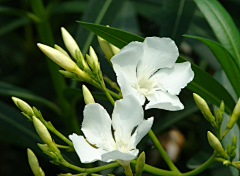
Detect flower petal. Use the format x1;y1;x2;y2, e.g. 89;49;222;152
69;133;107;163
111;41;143;85
101;149;139;162
117;72;145;105
131;117;154;148
112;95;144;143
82;103;115;148
146;91;184;110
137;37;179;78
152;62;194;95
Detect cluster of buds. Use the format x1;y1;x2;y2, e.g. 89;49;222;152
226;136;237;162
12;97;66;174
226;98;240;131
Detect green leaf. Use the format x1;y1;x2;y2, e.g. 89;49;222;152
78;22;236;114
51;1;88;14
184;35;240;97
194;0;240;67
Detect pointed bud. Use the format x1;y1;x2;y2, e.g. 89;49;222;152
27;148;45;176
230;150;236;161
32;116;52;145
75;50;91;72
97;36;113;61
38;143;50;155
54;44;70;58
220;101;225;115
12;97;34;116
59;70;80;80
61;27;82;61
89;46;99;64
86;54;95;71
37;44;90;81
227;98;240;130
135;152;145;176
109;43;120;55
207;131;228;159
193;93;215;124
82;85;95;104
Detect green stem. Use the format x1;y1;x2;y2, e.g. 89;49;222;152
56;144;73;150
180;153;216;176
30;0;80;134
104;88;115;106
44;121;73;147
222;128;230;139
131;160;179;176
103;75;121;92
107;88;120;99
123;164;133;176
148;129;179;172
85;162;120;174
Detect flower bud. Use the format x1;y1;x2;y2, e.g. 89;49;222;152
193;93;215;124
61;27;82;61
109;43;120;55
32;116;52;145
220;100;225;116
12;97;34;116
135;152;145;176
54;44;70;58
97;36;113;61
89;46;99;64
27;148;45;176
207;131;228;159
59;70;80;80
86;54;95;71
226;98;240;130
82;85;95;104
37;44;91;81
75;50;91;72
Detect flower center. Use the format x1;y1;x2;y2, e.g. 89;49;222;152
136;76;157;96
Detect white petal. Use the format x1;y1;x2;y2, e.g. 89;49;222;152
152;62;194;95
117;72;146;105
137;37;179;78
111;41;143;84
82;103;115;148
69;134;107;163
131;117;154;148
101;149;139;162
112;95;144;143
146;91;184;110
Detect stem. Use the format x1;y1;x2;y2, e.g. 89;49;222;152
104;88;115;106
56;144;73;150
107;88;121;99
131;160;179;176
61;160;86;173
123;164;133;176
44;121;73;147
148;129;179;172
85;162;120;174
103;75;121;92
222;128;230;138
180;153;216;176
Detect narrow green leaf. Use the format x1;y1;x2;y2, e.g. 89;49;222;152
184;35;240;97
194;0;240;67
78;22;235;114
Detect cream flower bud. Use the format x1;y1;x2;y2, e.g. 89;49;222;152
27;148;45;176
193;93;215;124
12;97;34;116
86;54;95;70
97;36;113;61
109;43;120;55
89;46;98;64
82;85;95;104
32;116;52;145
54;44;70;58
207;131;228;159
37;43;90;81
61;27;83;61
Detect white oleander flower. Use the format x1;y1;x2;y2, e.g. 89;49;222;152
69;95;153;166
111;37;194;111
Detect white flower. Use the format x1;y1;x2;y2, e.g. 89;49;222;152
111;37;194;111
69;95;153;166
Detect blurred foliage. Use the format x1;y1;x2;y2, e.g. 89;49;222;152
0;0;240;175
